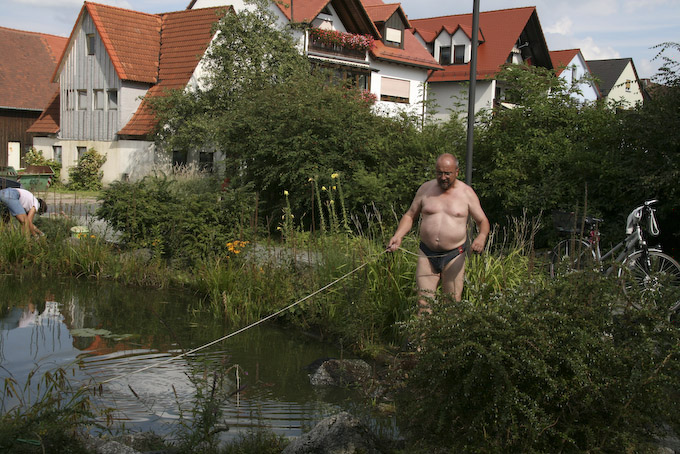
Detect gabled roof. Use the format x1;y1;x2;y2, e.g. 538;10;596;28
410;7;552;82
52;2;162;84
26;90;60;134
364;3;408;27
586;58;637;97
30;3;227;137
276;0;379;37
0;27;66;111
550;48;580;76
120;6;230;136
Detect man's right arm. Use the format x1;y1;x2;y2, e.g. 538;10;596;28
387;185;425;252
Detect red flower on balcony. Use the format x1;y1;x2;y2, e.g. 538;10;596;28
309;28;374;52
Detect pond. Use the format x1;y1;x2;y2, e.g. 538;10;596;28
0;276;394;442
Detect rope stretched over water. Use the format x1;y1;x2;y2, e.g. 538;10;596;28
97;249;389;386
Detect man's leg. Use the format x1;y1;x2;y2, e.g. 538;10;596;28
440;253;466;301
415;254;439;315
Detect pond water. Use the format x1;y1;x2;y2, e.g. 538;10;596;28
0;277;394;442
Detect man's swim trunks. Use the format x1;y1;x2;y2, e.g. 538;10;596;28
419;241;467;274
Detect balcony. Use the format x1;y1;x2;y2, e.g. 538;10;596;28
307;29;373;62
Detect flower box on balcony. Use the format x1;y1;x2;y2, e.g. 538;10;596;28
308;28;373;60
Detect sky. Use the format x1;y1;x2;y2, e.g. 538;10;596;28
1;0;678;79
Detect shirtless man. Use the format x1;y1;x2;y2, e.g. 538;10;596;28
387;153;489;314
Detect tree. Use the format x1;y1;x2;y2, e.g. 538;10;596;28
472;64;621;241
150;0;464;229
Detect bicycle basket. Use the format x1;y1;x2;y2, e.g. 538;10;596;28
552;210;595;234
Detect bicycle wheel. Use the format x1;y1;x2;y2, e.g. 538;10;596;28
619;250;680;323
549;238;596;278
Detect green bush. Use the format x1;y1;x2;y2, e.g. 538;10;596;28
398;272;680;453
96;174;256;266
24;147;62;183
68;148;106;190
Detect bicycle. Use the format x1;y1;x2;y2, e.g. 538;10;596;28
549;200;680;320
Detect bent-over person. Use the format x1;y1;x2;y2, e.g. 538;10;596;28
387;153;489;314
0;187;47;237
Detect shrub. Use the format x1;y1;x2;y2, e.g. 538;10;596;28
398;271;680;453
96;174;256;266
68;148;106;190
24;147;62;184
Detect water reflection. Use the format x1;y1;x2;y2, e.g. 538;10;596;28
0;277;390;440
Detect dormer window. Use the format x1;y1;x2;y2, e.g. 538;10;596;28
383;12;405;49
385;27;402;48
439;46;451;65
454;45;466;64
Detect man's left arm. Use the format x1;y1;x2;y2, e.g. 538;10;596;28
468;189;490;253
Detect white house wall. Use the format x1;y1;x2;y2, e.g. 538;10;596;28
371;62;428;118
428;79;495;122
557;55;599;103
607;62;643;108
32;137;160;184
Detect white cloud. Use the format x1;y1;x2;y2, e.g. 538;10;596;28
545;16;572;35
577;37;621;60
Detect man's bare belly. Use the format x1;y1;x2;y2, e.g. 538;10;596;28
419;212;468;251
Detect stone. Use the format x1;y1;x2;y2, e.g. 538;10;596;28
308;359;372;387
282;412;382;454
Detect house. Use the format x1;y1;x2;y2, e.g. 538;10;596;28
190;0;443;118
410;7;553;121
586;58;644;108
0;27;66;169
28;2;228;184
549;49;600;102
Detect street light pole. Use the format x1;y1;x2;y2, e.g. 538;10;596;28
465;0;480;185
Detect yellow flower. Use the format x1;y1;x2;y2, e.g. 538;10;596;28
331;173;339;179
322;186;327;191
308;177;314;182
332;186;336;190
284;190;289;196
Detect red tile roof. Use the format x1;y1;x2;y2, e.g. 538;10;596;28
26;90;60;134
119;6;229;136
364;4;403;24
86;2;162;83
550;48;580;76
410;7;548;82
275;0;439;70
0;27;66;110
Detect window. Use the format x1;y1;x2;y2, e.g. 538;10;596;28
64;90;73;111
77;90;87;110
439;46;451;65
107;89;118;110
86;34;95;55
199;152;214;173
385;27;402;47
77;146;87;162
93;89;105;110
454;45;466;64
571;66;578;82
172;150;187;168
625;80;631;92
52;146;62;164
380;76;410;103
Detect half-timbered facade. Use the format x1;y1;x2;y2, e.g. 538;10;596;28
28;3;226;184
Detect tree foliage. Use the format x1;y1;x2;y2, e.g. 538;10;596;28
149;1;465;229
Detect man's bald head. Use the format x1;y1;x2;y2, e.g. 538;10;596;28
436;153;459;168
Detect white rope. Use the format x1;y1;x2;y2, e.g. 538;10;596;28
97;249;388;386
